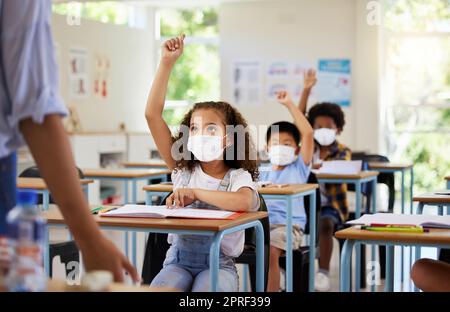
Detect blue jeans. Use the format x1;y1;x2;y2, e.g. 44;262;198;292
150;239;239;292
0;153;16;236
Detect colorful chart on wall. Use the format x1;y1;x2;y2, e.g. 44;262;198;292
265;61;289;101
265;61;316;102
68;47;89;100
290;62;316;101
315;59;351;106
94;53;111;99
232;61;262;106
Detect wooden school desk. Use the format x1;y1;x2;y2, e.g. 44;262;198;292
368;162;414;292
83;169;171;203
414;192;450;216
336;226;450;292
316;171;379;292
82;168;171;264
122;160;169;171
368;162;414;214
143;183;319;292
258;184;318;292
42;206;268;292
412;192;450;291
17;177;93;210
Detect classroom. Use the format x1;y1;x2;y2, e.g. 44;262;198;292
0;0;449;299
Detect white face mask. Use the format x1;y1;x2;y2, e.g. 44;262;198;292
268;145;297;166
187;135;225;162
314;128;336;146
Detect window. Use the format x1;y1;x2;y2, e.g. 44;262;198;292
382;0;450;193
52;1;136;26
155;8;220;126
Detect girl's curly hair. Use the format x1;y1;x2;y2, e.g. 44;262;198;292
172;101;259;181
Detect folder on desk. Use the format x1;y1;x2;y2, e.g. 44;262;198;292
318;160;362;175
100;204;243;220
347;213;450;229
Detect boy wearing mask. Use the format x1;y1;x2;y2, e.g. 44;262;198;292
260;91;314;292
299;69;352;292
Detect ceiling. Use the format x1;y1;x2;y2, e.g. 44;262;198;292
52;0;264;6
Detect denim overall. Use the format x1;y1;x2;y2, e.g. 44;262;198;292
0;152;16;236
150;169;241;292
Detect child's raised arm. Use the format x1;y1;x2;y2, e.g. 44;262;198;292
298;69;317;115
276;91;314;165
145;35;185;170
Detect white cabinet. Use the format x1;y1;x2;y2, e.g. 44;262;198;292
127;133;156;162
69;133;127;204
69;132;163;205
98;135;127;153
70;135;100;168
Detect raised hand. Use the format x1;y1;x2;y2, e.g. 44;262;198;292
276;90;294;107
161;34;185;66
303;69;317;90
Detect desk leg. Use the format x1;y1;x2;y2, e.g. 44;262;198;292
340;239;354;292
83;184;89;201
400;170;405;291
308;192;316;292
145;192;152;205
209;233;221;292
385;245;394;292
410;167;414;214
242;265;248;292
416;202;424;215
131;180;138;268
412;203;424;292
43;190;50;211
438;205;444;216
286;196;293;292
371;179;377;292
44;226;50;277
123;181;129;260
355;182;362;292
408;167;414;292
254;221;265;292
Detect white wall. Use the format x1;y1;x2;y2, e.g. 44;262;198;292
219;0;380;153
51;11;156;133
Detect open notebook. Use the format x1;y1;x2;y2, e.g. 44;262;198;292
314;160;363;175
99;205;243;220
347;213;450;229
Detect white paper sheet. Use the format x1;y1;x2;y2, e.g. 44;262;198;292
347;213;450;228
318;160;362;175
101;204;235;219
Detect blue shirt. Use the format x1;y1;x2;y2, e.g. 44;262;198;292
0;0;67;158
259;156;311;229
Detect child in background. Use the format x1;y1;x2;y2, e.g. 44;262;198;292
411;258;450;292
259;91;314;292
299;69;352;292
145;34;260;292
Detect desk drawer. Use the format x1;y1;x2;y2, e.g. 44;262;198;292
98;135;126;153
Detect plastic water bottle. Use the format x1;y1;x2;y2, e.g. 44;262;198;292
6;191;47;292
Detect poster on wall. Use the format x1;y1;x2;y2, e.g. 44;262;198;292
265;61;289;101
68;47;89;100
315;59;351;106
290;62;316;100
94;53;111;99
232;61;262;106
266;61;316;102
